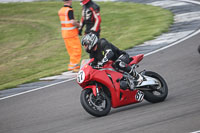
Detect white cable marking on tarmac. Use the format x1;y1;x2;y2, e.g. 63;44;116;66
175;11;200;23
144;28;200;57
141;31;193;46
149;0;188;8
1;0;200;101
181;0;200;5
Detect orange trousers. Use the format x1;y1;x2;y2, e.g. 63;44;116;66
63;36;82;65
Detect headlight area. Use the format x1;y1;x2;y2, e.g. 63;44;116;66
77;70;85;84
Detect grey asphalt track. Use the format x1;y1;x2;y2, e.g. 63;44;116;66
0;32;200;133
0;0;200;133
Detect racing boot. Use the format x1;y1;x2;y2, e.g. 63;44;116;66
129;69;144;86
126;68;137;90
68;63;80;71
127;78;135;91
135;73;144;86
72;68;80;73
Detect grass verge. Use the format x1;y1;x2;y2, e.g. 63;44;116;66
0;1;173;90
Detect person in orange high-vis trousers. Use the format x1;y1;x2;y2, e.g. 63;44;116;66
58;0;82;72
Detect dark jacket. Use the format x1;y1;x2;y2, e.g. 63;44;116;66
90;38;126;64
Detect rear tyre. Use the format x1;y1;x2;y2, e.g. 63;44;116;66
143;71;168;103
80;89;111;117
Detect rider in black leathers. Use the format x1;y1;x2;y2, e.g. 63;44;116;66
79;0;101;38
81;33;144;85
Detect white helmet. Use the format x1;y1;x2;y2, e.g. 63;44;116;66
81;33;98;53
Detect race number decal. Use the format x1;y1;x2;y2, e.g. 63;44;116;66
77;70;85;83
135;90;144;102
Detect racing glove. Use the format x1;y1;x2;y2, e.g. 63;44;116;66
78;29;82;36
97;61;104;67
96;57;108;67
101;57;108;65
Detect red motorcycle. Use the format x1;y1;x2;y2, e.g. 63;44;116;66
77;54;168;117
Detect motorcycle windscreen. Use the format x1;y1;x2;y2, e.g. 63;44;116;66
80;59;91;69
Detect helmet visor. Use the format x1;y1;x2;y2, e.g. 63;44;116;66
82;39;88;45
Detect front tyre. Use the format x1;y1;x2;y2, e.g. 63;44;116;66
80;89;111;117
143;71;168;103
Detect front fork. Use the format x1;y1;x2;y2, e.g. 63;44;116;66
83;82;100;97
95;82;100;96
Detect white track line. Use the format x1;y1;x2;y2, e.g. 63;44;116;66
0;78;76;100
190;130;200;133
1;0;200;101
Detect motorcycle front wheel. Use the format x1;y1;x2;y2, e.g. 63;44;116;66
142;71;168;103
80;88;111;117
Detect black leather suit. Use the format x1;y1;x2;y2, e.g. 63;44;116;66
79;1;101;37
90;38;133;73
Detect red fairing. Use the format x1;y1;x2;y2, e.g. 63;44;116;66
77;54;168;117
129;54;144;65
77;56;143;108
84;85;97;96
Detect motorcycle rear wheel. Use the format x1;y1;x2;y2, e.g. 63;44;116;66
142;71;168;103
80;88;111;117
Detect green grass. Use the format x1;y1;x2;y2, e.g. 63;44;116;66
0;1;173;90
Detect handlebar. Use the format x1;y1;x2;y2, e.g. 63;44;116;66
92;65;103;69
